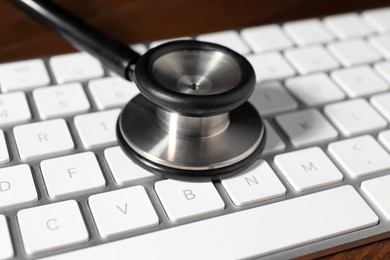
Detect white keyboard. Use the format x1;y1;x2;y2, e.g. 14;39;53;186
1;7;390;260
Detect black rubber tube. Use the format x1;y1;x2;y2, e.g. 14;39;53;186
10;0;140;80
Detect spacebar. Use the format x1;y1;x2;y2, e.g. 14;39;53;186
44;186;378;260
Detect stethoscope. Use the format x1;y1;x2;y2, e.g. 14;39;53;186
12;0;266;181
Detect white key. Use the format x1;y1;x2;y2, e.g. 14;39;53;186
363;8;390;33
197;30;250;55
0;164;37;210
285;73;345;106
249;81;297;116
275;109;338;148
362;175;390;220
89;186;159;239
0;215;13;260
369;35;390;59
324;99;387;137
241;25;293;53
283;19;334;46
328;39;382;67
0;92;31;128
324;13;373;39
221;160;286;206
41;186;378;260
328;135;390;178
370;92;390;121
331;66;389;98
104;147;154;185
0;59;50;92
74;109;120;149
130;44;148;55
246;52;295;82
14;119;74;161
378;130;390;151
274;147;343;191
284;46;340;74
374;61;390;83
262;121;286;155
18;200;88;255
33;83;90;119
0;130;9;164
50;52;104;84
149;37;192;49
41;152;105;199
155;180;224;222
89;77;139;109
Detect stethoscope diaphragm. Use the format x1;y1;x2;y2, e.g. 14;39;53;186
117;40;266;181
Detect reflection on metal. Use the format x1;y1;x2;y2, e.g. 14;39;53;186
119;95;264;172
152;50;241;95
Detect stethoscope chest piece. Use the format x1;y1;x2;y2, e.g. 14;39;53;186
117;40;266;181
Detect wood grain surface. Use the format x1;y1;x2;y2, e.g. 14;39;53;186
1;0;390;258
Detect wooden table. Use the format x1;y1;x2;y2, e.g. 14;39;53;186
1;0;390;258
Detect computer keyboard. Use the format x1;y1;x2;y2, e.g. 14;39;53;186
1;7;390;260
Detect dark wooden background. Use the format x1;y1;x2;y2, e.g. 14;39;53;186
1;0;390;62
2;0;390;258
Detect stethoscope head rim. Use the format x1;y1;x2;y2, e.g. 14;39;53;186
133;40;256;116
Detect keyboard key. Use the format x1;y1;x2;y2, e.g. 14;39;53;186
197;30;250;55
0;59;50;92
274;147;343;191
246;52;295;82
328;135;390;178
249;81;298;116
328;39;382;67
18;200;88;255
324;13;373;39
0;215;13;260
324;99;387;137
89;77;139;109
40;152;106;199
363;8;390;33
14;119;74;161
130;44;148;55
89;186;159;239
0;130;9;164
155;180;225;222
0;164;37;210
44;186;378;259
0;92;31;128
331;66;389;98
285;73;345;106
369;35;390;59
275;109;338;148
33;83;90;119
362;175;390;220
50;52;104;84
378;130;390;151
241;25;293;53
262;121;286;155
74;109;120;149
284;46;340;74
371;92;390;121
283;19;334;46
221;160;286;206
374;61;390;83
104;147;154;185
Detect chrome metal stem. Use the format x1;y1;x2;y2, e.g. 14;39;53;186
156;108;230;138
